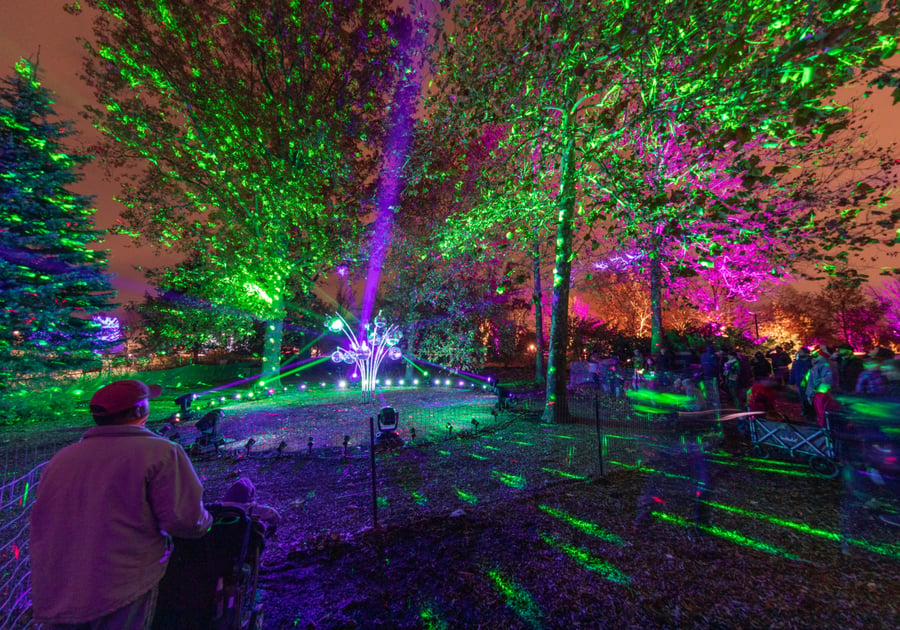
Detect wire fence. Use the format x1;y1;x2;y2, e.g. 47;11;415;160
0;388;669;629
0;464;43;630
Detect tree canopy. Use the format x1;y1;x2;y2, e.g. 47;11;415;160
426;0;899;419
78;0;426;383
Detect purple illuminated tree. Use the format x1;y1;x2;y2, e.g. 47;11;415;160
882;279;900;341
0;59;117;384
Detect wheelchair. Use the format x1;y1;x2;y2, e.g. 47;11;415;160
152;504;268;630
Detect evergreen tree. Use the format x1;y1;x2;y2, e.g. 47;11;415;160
0;59;117;384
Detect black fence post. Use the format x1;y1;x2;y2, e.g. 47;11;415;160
369;417;378;529
595;394;607;478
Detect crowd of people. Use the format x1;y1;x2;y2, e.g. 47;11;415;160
624;343;900;528
627;343;900;424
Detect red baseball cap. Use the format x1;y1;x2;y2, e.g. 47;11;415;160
90;380;162;416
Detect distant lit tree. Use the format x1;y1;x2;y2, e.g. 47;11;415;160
134;258;258;361
0;59;117;384
818;273;888;350
881;278;900;342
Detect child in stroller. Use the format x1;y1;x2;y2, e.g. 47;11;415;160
152;480;277;630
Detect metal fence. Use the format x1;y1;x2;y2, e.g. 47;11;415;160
0;464;42;630
0;389;661;629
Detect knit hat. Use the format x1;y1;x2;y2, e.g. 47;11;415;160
223;477;256;503
90;380;162;416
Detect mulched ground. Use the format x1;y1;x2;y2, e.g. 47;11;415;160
10;387;900;629
179;390;900;630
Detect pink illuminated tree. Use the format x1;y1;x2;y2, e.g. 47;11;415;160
430;0;899;422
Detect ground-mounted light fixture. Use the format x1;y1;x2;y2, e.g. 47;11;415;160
174;392;197;421
375;406;404;448
195;409;224;446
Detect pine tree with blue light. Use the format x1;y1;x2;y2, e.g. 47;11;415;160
0;58;117;385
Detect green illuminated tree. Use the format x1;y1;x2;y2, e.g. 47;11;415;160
412;121;556;381
133;257;258;361
77;0;425;384
0;59;117;385
429;0;899;421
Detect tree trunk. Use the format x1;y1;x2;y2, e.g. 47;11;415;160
532;248;546;384
261;292;285;388
542;126;577;423
649;252;664;353
404;335;416;381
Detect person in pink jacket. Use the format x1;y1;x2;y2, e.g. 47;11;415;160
29;380;213;629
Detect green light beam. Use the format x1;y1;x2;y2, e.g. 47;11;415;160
279;331;327;368
705;501;900;559
652;511;808;562
487;569;545;629
401;354;429;375
491;470;526;488
455;488;478;504
608;461;694;481
540;468;588;480
707;458;823;478
278;355;330;380
539;533;631;585
538;505;625;546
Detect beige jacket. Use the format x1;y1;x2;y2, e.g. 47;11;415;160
29;425;212;624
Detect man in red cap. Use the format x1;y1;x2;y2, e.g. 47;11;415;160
29;380;213;629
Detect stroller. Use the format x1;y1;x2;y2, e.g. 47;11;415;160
153;504;268;630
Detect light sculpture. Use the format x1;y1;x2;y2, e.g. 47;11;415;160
329;311;402;401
